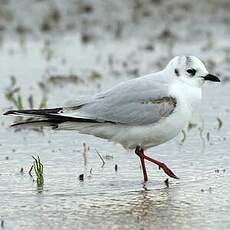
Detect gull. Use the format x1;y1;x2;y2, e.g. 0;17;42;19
4;56;220;182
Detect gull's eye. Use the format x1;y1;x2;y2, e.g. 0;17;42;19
186;68;196;76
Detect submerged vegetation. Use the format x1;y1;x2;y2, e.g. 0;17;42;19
95;149;105;168
1;220;4;228
216;117;223;130
4;76;23;110
4;76;48;110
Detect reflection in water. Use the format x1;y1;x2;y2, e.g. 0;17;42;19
129;190;182;228
77;188;186;229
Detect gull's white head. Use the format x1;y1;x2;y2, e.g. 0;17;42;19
166;56;220;87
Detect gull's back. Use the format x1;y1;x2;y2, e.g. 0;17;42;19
61;70;172;125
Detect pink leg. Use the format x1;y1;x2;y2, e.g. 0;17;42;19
135;146;179;180
144;155;179;179
135;146;148;182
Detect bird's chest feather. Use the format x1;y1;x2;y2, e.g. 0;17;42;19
169;80;202;113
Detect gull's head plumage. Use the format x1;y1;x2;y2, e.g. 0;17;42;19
166;56;220;87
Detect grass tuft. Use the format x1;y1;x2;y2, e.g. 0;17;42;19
32;155;44;188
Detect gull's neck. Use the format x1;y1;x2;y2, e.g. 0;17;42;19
169;79;202;107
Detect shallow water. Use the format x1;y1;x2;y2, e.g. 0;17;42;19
1;100;230;230
1;0;230;229
0;43;229;229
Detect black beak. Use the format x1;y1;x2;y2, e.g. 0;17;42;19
203;74;220;82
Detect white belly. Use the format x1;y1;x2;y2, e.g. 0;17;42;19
111;100;193;149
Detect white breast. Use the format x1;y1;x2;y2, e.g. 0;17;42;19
169;79;202;108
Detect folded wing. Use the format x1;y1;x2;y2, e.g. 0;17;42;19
4;74;176;127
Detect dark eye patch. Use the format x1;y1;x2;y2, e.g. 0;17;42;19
174;68;180;76
186;68;196;76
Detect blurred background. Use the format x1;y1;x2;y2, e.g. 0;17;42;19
0;0;230;230
0;0;230;108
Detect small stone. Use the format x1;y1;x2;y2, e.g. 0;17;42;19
81;33;93;44
81;4;93;13
164;178;169;188
145;44;154;51
115;164;118;172
79;174;84;181
40;22;51;32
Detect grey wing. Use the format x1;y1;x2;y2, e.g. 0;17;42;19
62;76;177;125
4;74;176;127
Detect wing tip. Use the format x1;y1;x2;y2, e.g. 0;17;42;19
3;110;16;116
3;107;63;116
9;120;59;129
